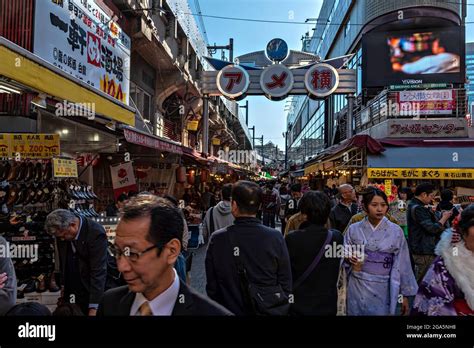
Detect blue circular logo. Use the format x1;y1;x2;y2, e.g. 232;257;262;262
266;39;289;62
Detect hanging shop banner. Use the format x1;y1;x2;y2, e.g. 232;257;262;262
1;134;60;159
123;128;183;155
33;0;131;104
368;168;474;180
110;161;137;199
216;65;250;99
53;158;78;178
396;90;456;115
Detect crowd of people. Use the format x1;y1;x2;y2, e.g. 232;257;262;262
0;179;472;316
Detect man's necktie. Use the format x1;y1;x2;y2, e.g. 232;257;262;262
139;301;153;316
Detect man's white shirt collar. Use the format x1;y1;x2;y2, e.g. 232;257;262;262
130;268;180;316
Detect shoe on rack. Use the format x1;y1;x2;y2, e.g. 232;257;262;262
0;185;9;206
14;184;27;205
24;162;35;181
36;274;47;293
6;184;19;207
42;162;52;181
48;272;60;292
23;278;37;293
16;162;27;181
34;162;43;182
7;163;19;182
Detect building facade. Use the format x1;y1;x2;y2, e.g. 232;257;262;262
286;0;473;192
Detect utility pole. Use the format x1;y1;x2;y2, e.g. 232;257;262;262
239;100;249;125
207;38;234;62
283;131;288;170
249;126;255;149
202;95;209;155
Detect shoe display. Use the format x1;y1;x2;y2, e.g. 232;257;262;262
14;184;27;205
23;278;36;293
34;162;43;182
42;162;52;181
24;162;35;181
1;162;11;181
7;163;18;181
36;274;47;292
16;162;27;181
48;272;60;292
6;185;18;207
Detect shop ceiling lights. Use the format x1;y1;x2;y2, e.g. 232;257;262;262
31;93;47;109
0;84;21;94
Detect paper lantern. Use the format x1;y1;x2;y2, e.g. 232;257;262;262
187;169;195;185
176;166;186;183
200;169;209;182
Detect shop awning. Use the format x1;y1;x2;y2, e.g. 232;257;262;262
123;126;182;155
0;38;135;126
291;169;305;177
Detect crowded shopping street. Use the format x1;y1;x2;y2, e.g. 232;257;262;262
0;0;473;345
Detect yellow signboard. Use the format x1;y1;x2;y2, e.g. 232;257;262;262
0;134;9;158
1;133;60;159
368;168;474;180
53;158;78;178
384;180;392;196
212;138;221;145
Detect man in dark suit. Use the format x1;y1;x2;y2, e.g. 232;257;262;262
97;194;232;316
45;209;108;316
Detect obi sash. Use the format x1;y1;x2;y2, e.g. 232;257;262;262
361;250;394;276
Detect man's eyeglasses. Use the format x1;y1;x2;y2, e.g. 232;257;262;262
108;244;160;262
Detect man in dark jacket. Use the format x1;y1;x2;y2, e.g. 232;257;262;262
285;191;343;315
284;183;302;223
329;184;358;232
407;183;452;281
46;209;108;316
261;182;277;228
98;194;231;316
205;181;292;315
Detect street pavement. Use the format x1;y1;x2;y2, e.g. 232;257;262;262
189;219;282;294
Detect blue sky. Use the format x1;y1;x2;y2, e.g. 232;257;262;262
192;0;324;149
192;0;474;149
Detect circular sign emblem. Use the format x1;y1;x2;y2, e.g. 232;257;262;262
216;65;250;100
266;38;289;62
260;64;294;100
304;63;339;98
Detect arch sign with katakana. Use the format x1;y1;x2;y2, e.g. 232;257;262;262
202;39;356;101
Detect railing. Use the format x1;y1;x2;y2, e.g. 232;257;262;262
163;117;182;142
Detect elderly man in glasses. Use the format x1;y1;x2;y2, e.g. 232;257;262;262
45;209;108;316
98;194;232;316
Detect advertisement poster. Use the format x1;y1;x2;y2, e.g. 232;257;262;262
34;0;131;104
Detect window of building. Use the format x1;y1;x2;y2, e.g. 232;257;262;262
130;82;153;122
345;20;351;37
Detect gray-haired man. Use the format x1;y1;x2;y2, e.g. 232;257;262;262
45;209;108;316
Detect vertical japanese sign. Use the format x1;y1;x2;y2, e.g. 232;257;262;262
34;0;131;105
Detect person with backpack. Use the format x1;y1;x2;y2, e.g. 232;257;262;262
202;184;234;241
407;183;453;282
285;191;343;315
205;181;292;315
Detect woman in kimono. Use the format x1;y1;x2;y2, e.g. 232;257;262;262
344;188;418;315
411;205;474;316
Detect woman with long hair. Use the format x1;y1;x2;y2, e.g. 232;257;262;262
344;188;418;315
